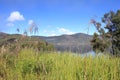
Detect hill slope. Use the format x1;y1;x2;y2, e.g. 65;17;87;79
40;33;93;53
0;32;54;53
0;32;93;53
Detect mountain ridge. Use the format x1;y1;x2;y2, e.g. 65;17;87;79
0;32;93;53
39;33;93;53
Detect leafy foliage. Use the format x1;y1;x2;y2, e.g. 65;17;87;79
91;10;120;57
91;33;108;53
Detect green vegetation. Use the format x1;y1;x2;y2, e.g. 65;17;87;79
0;9;120;80
0;49;120;80
91;10;120;57
0;34;54;54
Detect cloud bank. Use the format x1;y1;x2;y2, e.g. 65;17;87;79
58;27;74;35
43;26;74;36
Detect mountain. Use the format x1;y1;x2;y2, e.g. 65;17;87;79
0;32;93;53
39;33;93;53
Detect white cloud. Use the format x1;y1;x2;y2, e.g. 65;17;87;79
43;27;74;36
43;29;57;36
28;20;34;25
6;23;14;27
57;27;74;34
7;11;25;22
49;33;57;36
28;20;37;28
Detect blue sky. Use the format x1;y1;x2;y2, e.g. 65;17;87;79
0;0;120;36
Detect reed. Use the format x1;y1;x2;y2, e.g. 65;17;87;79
0;49;120;80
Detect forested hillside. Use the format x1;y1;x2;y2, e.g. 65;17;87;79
0;33;54;54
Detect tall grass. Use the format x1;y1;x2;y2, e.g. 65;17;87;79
0;49;120;80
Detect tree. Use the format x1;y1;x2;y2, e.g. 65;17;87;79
91;10;120;57
102;10;120;56
91;32;109;54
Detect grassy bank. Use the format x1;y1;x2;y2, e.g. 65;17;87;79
0;49;120;80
